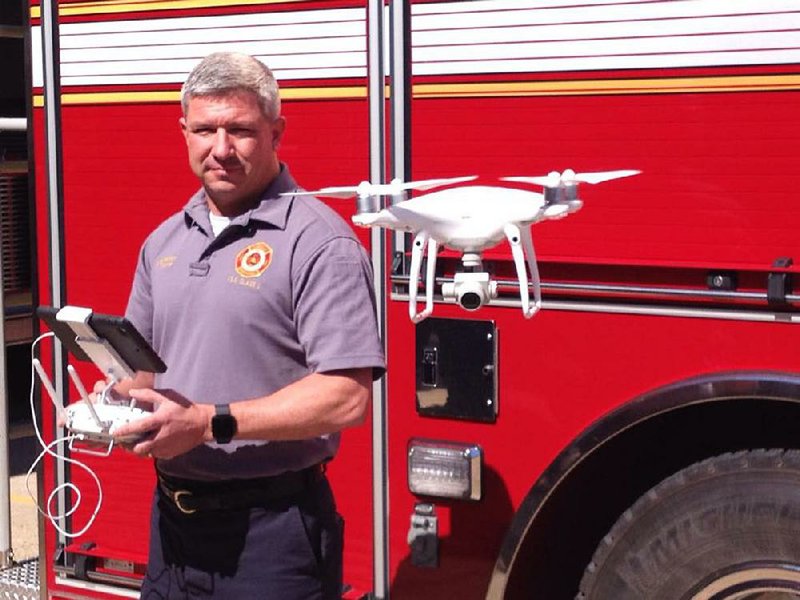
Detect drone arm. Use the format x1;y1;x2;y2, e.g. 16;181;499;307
504;223;541;319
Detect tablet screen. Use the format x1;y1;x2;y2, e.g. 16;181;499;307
37;306;167;374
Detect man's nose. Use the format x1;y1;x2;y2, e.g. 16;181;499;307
211;128;234;160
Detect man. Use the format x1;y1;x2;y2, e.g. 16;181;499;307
109;52;385;599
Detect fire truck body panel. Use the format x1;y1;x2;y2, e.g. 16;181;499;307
29;0;800;598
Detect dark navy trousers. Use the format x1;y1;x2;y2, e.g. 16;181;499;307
140;475;344;599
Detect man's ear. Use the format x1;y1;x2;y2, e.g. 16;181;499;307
179;116;189;142
272;116;286;149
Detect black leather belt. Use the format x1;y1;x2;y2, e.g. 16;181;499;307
157;464;324;515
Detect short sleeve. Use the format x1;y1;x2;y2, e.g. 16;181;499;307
292;236;385;379
125;241;154;346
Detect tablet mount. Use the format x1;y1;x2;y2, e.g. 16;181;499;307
34;305;165;456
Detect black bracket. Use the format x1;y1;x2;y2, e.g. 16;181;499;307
391;251;408;277
73;542;97;581
768;257;793;306
707;271;738;291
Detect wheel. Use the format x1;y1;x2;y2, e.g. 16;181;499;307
577;449;800;600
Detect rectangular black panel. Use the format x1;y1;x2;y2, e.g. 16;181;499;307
415;317;497;422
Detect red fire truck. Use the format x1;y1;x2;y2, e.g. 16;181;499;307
29;0;800;598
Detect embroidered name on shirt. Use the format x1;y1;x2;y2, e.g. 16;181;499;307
235;242;273;278
227;275;261;290
156;255;177;268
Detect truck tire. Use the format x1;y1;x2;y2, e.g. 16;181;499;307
577;449;800;600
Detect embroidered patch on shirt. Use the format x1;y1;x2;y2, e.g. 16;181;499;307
156;256;177;268
235;242;273;278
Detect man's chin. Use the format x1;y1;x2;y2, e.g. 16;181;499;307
203;178;242;198
203;182;257;214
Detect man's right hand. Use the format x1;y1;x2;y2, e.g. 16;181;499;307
112;388;212;460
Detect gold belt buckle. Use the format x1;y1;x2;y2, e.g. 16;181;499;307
172;489;197;515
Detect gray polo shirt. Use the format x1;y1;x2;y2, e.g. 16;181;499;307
126;164;385;481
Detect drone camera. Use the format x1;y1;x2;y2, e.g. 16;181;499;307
442;272;498;312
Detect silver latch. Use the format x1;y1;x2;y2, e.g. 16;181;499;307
407;503;438;568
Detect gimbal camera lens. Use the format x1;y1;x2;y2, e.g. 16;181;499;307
459;291;483;311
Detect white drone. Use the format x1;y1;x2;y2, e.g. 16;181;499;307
288;169;639;322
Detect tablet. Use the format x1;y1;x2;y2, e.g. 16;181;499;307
37;306;167;374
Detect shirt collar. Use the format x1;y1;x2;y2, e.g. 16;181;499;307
183;163;299;233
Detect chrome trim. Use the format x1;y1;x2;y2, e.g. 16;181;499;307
55;574;140;597
486;372;800;599
392;274;800;304
368;1;389;598
40;0;69;551
393;292;800;324
0;117;27;131
390;0;410;256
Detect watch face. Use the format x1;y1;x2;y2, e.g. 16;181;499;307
212;414;237;444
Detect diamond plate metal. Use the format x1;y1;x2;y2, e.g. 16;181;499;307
0;559;40;599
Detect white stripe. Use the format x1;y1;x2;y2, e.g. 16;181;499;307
411;0;666;15
61;37;365;63
412;0;800;26
31;0;800;89
59;52;366;77
414;13;800;46
413;49;800;76
60;7;363;35
59;21;365;49
57;67;367;86
414;32;800;63
33;7;367;87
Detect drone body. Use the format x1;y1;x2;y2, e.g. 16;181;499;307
352;185;546;252
288;169;639;322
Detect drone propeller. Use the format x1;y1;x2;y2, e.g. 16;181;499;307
502;169;640;188
287;175;477;199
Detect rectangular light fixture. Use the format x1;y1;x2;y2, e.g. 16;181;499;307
407;438;482;501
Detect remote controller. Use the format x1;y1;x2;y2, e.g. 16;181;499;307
65;401;151;445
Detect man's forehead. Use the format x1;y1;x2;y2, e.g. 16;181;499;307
184;90;265;120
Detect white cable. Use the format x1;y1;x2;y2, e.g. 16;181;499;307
27;332;104;538
25;435;103;538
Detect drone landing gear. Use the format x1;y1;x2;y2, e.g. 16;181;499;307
409;227;542;321
504;224;542;319
409;231;438;323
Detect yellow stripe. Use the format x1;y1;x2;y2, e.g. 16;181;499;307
11;493;35;506
32;86;367;106
414;74;800;98
32;75;800;107
31;0;309;19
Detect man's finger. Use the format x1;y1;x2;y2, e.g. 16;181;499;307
112;413;159;440
130;439;154;458
129;387;165;406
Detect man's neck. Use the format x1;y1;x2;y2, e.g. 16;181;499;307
206;192;259;218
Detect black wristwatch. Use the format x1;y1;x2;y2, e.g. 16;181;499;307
211;404;237;444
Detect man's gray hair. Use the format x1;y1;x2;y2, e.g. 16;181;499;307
181;52;281;119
